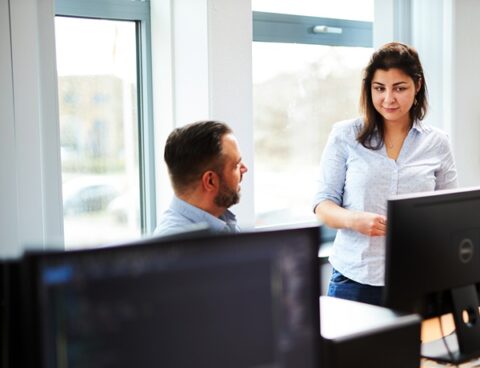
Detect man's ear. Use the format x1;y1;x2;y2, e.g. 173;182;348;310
201;170;219;192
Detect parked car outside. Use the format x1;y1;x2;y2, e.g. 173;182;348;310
62;175;122;216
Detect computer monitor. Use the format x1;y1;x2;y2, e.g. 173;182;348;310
384;187;480;364
1;260;6;366
22;225;321;368
1;259;23;368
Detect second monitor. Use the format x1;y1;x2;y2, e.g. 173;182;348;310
384;186;480;364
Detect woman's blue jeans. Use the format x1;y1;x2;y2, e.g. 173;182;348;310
327;268;384;306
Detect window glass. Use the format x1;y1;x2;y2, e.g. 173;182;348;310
253;42;373;226
55;17;141;248
252;0;374;21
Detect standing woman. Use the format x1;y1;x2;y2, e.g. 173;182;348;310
313;42;458;306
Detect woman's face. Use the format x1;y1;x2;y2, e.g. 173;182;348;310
371;68;420;127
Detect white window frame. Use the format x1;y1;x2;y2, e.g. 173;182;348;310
1;0;64;257
253;11;373;47
56;0;157;235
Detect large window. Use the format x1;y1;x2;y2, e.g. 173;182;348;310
55;1;155;249
252;1;374;226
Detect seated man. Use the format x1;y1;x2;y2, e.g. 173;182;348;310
154;120;248;235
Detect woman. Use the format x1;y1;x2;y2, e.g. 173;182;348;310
313;42;458;305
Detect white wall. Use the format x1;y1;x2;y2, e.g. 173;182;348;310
411;0;480;187
151;0;255;228
411;0;445;131
0;0;63;258
448;0;480;186
374;0;411;46
207;0;255;228
0;0;19;258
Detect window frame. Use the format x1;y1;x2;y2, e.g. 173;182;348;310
253;11;373;47
55;0;157;234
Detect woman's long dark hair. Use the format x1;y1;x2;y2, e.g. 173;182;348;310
358;42;428;149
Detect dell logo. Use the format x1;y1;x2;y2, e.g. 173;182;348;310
459;238;474;263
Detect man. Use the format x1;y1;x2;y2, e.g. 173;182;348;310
154;120;248;235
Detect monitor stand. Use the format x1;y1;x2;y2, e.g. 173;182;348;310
422;285;480;364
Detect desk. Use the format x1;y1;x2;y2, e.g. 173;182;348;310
421;315;480;367
321;297;480;367
321;296;420;368
317;244;480;367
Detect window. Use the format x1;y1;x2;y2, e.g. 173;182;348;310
55;0;155;249
252;1;374;226
252;0;373;20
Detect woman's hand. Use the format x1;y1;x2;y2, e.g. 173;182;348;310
349;211;387;237
315;200;387;237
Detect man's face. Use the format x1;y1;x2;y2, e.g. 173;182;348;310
214;134;248;209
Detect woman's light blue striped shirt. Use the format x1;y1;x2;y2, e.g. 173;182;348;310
313;118;458;286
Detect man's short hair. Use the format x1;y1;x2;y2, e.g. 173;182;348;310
164;120;233;193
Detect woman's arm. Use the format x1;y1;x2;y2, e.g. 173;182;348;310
435;134;458;190
315;200;387;237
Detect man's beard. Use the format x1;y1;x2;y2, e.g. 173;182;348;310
214;180;240;209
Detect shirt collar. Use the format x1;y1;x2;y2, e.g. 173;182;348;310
367;119;429;134
171;196;238;233
411;120;430;134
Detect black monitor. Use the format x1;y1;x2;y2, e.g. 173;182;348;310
384;187;480;364
22;225;321;368
1;259;23;368
1;260;6;367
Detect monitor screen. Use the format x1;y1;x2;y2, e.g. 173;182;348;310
23;225;321;368
384;187;480;364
